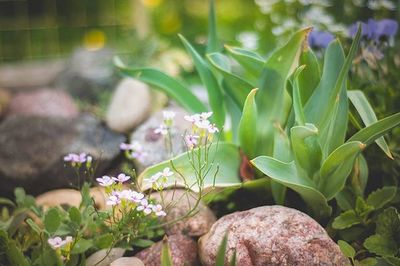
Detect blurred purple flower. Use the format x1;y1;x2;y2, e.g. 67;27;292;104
308;30;335;49
349;19;398;40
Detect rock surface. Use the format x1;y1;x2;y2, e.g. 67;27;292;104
7;89;79;118
130;106;190;173
0;115;124;196
136;235;198;266
86;248;125;266
151;189;216;237
110;257;144;266
106;78;151;133
198;206;349;266
0;60;65;89
55;48;117;103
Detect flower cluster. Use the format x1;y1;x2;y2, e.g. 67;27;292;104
48;236;73;250
349;19;398;41
144;167;173;190
120;141;146;162
63;152;92;167
183;112;219;149
154;111;176;136
96;173;131;187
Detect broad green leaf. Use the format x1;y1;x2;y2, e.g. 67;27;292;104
216;233;228;266
68;207;81;225
375;207;400;238
255;27;311;156
206;0;220;53
348;90;393;158
161;236;173;266
364;234;397;257
355;197;374;218
44;208;61;234
238;88;258;158
207;53;254;108
338;240;356;259
115;59;206;114
225;45;264;79
138;143;242;192
0;198;15;208
305;25;361;131
71;239;93;254
298;46;321;105
332;210;361;229
94;234;114;249
356;258;377;266
251;156;331;218
292;65;306;126
179;34;225;128
318;141;365;200
336;188;355;211
348;112;400;145
223;90;242;143
366;187;397;210
290;124;322;179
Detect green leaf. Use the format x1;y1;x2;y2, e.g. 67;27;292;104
375;207;400;238
336;188;355;211
207;53;254;108
348;90;393;158
364;234;397;257
338;240;356;259
255;27;311;156
318;141;365;200
356;258;377;266
298;46;321;105
332;210;361;229
216;233;228;266
206;0;219;53
290;124;322;179
93;234;114;249
0;198;15;208
224;45;264;79
383;256;400;266
132;238;154;248
68;207;81;225
44;208;61;234
238;88;258;158
26;218;42;235
350;155;369;196
80;182;92;208
6;239;30;266
115;59;207;114
179;34;225;128
292;65;306;126
366;187;397;210
71;239;93;254
355;197;374;218
251;156;331;218
161;236;173;266
348;112;400;146
138;143;242;192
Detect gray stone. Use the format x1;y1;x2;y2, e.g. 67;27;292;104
198;206;349;266
106;78;151;133
0;59;65;89
7;89;79;119
86;248;125;266
55;48;117;103
110;257;144;266
136;235;198;266
151;189;216;237
0;115;124;196
130;106;190;173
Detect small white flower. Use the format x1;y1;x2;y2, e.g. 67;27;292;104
207;124;219;134
154;124;168;135
96;176;115;187
106;195;120;206
137;199;153;215
152;204;167;216
47;236;73;249
195;119;211;129
161;167;174;177
199;112;213;120
163;111;176;120
185;134;200;149
112;173;131;183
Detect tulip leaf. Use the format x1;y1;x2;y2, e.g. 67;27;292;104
179;34;225;128
348;90;393;159
138;143;242;192
115;60;207;114
224;45;264;79
298;46;321;105
319;141;365;200
206;0;220;54
292;65;306;126
207;53;254;109
238;88;258;158
251;156;331;218
161;236;173;266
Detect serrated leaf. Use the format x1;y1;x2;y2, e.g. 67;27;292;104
375;207;400;238
364;234;397;257
44;208;61;234
179;34;225;128
115;59;207;114
238;88;258;158
161;236;173;266
71;239;92;254
216;233;228;266
225;45;264;79
338;240;356;259
319;141;365;200
366;187;397;210
355;197;374;218
332;210;361;229
251;156;331;218
348;90;393;158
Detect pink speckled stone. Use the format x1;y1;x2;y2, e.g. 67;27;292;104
198;206;349;266
8;89;78;118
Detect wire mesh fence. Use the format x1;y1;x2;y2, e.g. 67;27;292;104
0;0;137;62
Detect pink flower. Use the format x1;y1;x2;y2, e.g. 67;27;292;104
185;134;200;149
152;204;167;216
207;124;219;134
137;199;153;215
112;173;131;183
64;153;88;164
154;124;168;135
48;236;73;249
96;176;115;187
106;195;121;206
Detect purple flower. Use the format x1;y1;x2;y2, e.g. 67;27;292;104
112;173;131;183
349;22;371;39
63;152;89;166
308;30;335;49
349;19;398;40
